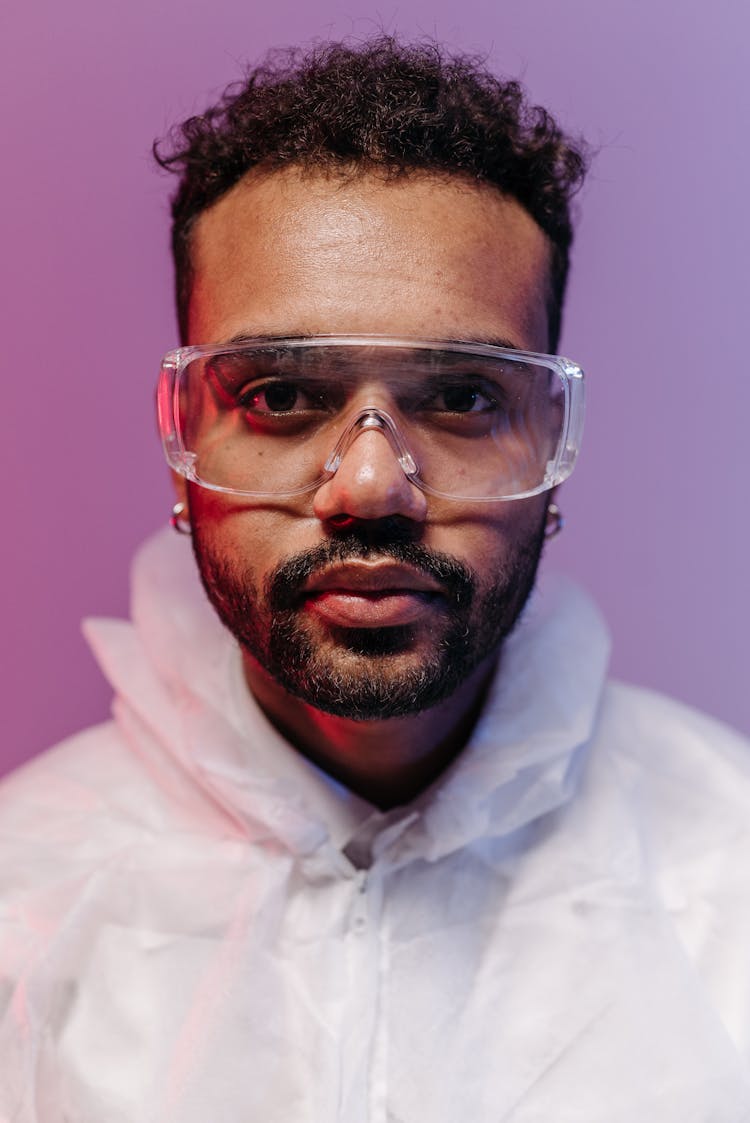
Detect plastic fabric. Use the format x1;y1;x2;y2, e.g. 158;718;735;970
1;530;750;1120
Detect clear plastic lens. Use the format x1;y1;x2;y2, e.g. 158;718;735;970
159;337;584;501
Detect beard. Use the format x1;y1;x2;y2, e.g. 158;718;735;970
192;515;546;722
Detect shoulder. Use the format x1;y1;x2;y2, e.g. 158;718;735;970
0;721;172;885
1;721;136;818
593;682;750;1051
593;680;750;861
601;678;748;748
597;679;750;811
0;722;159;978
584;680;750;926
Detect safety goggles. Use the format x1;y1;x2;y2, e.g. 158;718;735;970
157;336;585;502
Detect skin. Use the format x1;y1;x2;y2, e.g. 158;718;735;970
179;168;554;809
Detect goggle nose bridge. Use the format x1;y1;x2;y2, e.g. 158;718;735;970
323;408;419;478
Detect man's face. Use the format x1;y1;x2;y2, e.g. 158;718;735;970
183;169;554;721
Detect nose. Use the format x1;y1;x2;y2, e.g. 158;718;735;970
312;410;428;524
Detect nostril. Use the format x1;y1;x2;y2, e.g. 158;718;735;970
323;513;423;543
329;514;356;529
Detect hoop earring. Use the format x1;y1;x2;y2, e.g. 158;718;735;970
170;501;191;535
545;502;564;540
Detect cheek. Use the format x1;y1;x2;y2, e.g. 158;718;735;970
427;499;546;566
188;486;317;581
187;483;547;586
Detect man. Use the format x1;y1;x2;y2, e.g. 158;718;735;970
2;38;750;1121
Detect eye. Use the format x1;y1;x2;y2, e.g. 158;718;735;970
430;382;500;413
238;379;323;414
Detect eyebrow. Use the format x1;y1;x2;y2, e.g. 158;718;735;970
226;331;283;345
457;334;522;350
223;331;524;350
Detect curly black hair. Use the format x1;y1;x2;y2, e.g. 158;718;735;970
155;38;588;348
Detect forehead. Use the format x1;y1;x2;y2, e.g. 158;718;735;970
187;169;552;349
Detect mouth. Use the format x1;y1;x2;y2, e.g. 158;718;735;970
300;561;444;628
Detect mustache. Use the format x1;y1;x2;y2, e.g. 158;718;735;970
266;532;476;613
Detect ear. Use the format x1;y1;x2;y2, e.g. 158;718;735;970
171;470;189;509
544;487;565;540
543;486;558;521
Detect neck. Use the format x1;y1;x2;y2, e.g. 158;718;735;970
241;654;497;809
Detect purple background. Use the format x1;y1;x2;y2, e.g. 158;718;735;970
2;0;748;777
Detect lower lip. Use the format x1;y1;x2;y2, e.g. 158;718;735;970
304;590;436;628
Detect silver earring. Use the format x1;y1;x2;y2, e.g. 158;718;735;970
545;502;564;539
170;501;191;535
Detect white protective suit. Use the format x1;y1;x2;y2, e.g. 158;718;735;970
2;527;750;1122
